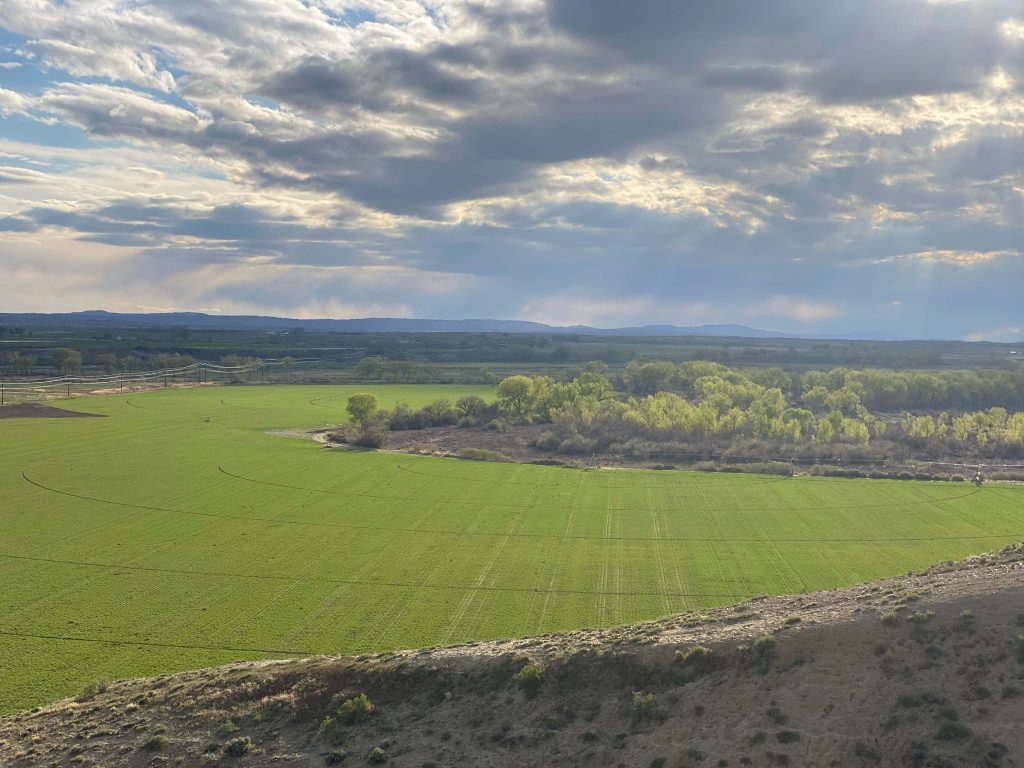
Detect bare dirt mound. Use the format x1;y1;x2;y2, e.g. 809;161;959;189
3;547;1023;767
0;402;102;419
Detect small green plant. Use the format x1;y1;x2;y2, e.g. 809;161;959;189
324;750;347;765
783;615;801;626
224;736;253;757
776;730;800;744
142;735;169;752
216;720;240;736
1016;635;1024;664
368;746;387;764
675;645;713;673
80;677;110;700
514;663;544;700
336;693;374;724
880;610;900;626
631;691;657;722
907;609;935;623
766;707;788;724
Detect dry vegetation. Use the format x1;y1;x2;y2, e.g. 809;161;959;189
3;546;1023;767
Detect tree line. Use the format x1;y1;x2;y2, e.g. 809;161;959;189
342;360;1024;462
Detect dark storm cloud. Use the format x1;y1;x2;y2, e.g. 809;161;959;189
1;0;1024;335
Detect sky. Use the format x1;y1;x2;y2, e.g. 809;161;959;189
0;1;1022;340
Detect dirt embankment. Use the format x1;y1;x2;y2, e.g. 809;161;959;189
3;547;1024;767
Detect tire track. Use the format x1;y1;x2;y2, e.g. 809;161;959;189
0;628;310;656
232;463;988;514
20;469;1017;544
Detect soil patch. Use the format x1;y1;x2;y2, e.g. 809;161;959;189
0;402;102;420
383;423;561;462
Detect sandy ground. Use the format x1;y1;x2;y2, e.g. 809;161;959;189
3;546;1023;767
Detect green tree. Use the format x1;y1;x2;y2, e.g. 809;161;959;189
95;354;118;374
455;395;487;419
346;393;379;426
50;348;82;375
497;375;534;417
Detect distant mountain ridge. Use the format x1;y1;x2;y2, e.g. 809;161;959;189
0;310;905;340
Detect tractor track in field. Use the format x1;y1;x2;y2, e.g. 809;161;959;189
0;628;310;656
19;467;1020;545
391;461;793;489
0;552;751;599
229;461;990;514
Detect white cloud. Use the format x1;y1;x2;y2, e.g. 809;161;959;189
746;295;844;322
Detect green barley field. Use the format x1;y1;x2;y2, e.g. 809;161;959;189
2;384;1023;713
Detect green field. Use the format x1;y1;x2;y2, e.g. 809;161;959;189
2;385;1023;713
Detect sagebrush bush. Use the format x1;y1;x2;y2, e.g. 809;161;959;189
224;736;252;757
631;691;657;721
674;645;714;674
142;736;169;752
746;635;777;673
880;609;900;626
514;663;544;699
336;693;374;724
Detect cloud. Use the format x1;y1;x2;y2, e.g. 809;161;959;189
0;1;1021;335
746;295;845;322
965;326;1024;342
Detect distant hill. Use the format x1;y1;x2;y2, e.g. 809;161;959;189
0;310;907;340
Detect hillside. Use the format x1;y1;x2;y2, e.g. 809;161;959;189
2;547;1023;767
0;310;892;340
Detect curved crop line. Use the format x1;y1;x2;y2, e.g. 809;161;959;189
0;628;310;656
124;399;160;412
21;467;1011;544
0;553;747;599
227;462;986;514
393;461;791;489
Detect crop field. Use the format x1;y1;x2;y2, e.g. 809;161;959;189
2;385;1024;713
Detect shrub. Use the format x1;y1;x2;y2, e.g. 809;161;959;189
324;750;347;765
336;693;374;724
533;430;562;451
368;746;388;764
766;707;788;724
142;736;169;752
1016;635;1024;664
225;737;253;757
631;692;657;721
776;730;801;744
558;435;598;455
906;609;935;623
79;677;110;700
675;645;713;673
935;722;970;741
514;663;544;700
747;635;777;673
880;610;900;626
458;448;511;463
